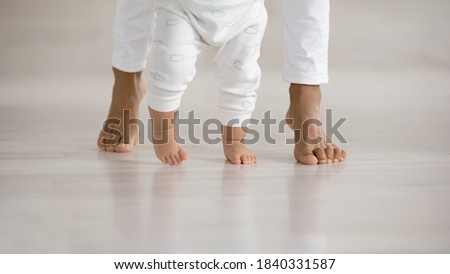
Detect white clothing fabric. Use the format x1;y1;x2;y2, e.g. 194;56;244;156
282;0;330;84
147;0;267;125
111;0;154;72
111;0;330;83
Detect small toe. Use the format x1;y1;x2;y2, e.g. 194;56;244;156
229;156;241;165
174;153;182;165
247;155;252;164
251;155;257;164
179;149;188;161
341;150;347;161
333;147;342;161
169;155;179;165
168;155;177;166
325;144;334;163
163;155;171;165
105;145;116;152
240;155;247;164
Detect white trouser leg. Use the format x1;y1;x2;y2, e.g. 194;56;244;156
111;0;154;73
282;0;330;85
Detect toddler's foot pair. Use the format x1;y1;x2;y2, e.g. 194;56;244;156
149;107;256;166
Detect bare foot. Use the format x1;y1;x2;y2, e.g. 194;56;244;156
97;68;146;152
149;108;188;165
222;126;257;164
286;84;347;165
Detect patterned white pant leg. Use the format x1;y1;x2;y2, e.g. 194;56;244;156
282;0;330;85
214;7;268;126
147;8;204;112
148;1;267;126
111;0;154;72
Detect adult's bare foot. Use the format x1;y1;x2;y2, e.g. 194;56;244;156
286;84;346;165
97;67;146;152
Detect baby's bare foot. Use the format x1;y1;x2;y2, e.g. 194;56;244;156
149;108;188;165
287;84;346;165
222;126;257;165
97;68;146;153
152;129;188;165
153;139;188;165
223;142;257;164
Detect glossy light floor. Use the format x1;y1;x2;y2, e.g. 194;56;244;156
0;0;449;253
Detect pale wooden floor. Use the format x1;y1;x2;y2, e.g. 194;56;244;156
0;0;449;253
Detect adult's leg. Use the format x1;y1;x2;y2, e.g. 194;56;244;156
283;0;346;164
97;0;154;152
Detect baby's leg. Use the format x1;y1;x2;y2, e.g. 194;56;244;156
147;7;203;165
215;5;267;165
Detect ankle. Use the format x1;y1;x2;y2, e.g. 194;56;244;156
113;67;143;81
149;108;178;133
289;84;322;114
222;126;246;145
112;67;145;101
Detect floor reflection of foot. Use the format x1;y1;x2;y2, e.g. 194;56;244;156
148;167;186;252
218;164;256;252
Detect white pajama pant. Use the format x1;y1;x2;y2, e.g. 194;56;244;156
146;1;267;125
111;0;329;82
